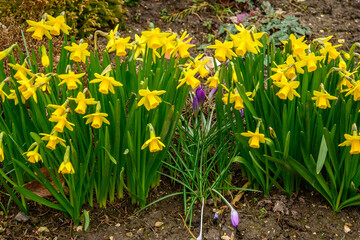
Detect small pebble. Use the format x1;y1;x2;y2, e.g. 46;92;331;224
37;226;50;233
126;232;133;237
15;212;29;223
155;221;163;227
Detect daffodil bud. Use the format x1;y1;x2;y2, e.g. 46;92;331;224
269;127;277;139
352;123;358;136
0;132;4;162
40;45;49;67
0;44;18;61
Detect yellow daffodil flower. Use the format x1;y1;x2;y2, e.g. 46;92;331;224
0;44;17;61
230;24;264;56
312;88;337;109
58;160;75;174
48;100;69;117
40;132;66;150
107;36;133;56
18;77;38;103
345;80;360;101
141;124;165;152
90;73;123;94
58;71;85;90
133;34;147;59
320;42;342;61
8;62;34;80
190;54;210;78
64;42;90;63
277;55;306;79
137;89;166;111
241;127;270;149
270;66;288;83
281;34;308;59
171;31;195;59
273;80;300;100
49;113;75;133
339;56;347;71
26;19;52;40
0;81;8;102
301;52;323;72
58;146;75;174
46;14;71;36
339;124;360;154
23;145;43;163
205;71;220;89
222;90;253;110
7;90;25;105
68;91;98;114
141;27;171;49
177;67;201;89
106;25;120;50
83;103;110;129
162;33;177;55
35;73;52;92
207;40;236;62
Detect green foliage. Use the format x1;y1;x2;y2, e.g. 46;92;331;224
0;0;127;37
259;1;311;45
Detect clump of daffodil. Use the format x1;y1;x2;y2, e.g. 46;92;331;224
48;100;69;117
170;31;196;59
40;131;66;150
26;18;52;40
83;102;110;129
207;40;236;62
141;27;171;50
8;62;34;81
64;41;90;63
0;44;18;61
46;14;71;36
58;70;85;90
58;146;75;174
23;143;43;163
177;66;201;89
222;86;253;110
281;34;308;58
273;78;300;101
141;123;165;152
137;88;166;111
241;122;270;148
49;113;75;133
0;132;4;162
90;69;123;94
68;90;98;114
190;54;210;78
230;24;264;56
40;45;50;68
205;70;220;89
339;123;360;154
311;84;338;109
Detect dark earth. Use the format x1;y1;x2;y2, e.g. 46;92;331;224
2;0;360;239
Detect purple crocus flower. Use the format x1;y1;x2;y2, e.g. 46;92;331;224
193;96;199;113
209;86;218;100
214;211;219;220
195;87;206;104
240;108;245;118
231;208;239;227
236;13;250;23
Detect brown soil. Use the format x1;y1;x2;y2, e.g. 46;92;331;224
2;0;360;239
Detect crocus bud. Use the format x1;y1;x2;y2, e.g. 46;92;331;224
209;86;218;100
195;86;206;104
193;96;199;113
213;211;219;220
230;208;239;227
239;108;245;118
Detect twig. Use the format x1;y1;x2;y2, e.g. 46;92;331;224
179;213;196;239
